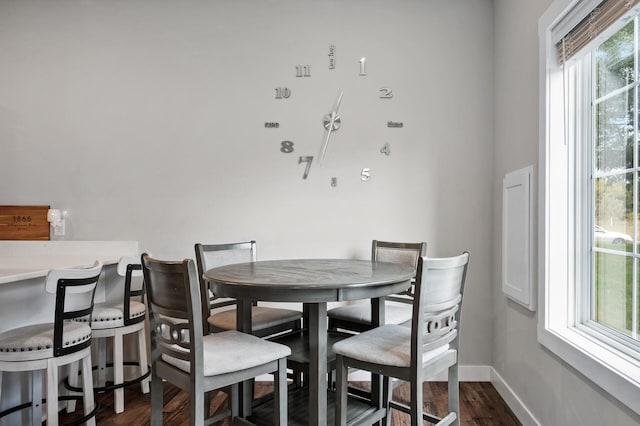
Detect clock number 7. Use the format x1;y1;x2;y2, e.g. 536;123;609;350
298;156;313;180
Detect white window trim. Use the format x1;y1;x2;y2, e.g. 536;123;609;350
539;0;640;416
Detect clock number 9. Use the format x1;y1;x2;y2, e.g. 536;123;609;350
275;87;291;99
299;156;313;180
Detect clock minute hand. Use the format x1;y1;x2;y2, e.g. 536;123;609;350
318;90;344;165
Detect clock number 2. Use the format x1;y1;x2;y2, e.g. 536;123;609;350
379;87;393;99
299;156;313;180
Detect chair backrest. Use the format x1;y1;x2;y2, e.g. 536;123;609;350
372;240;427;301
116;255;146;326
411;252;470;367
194;241;257;330
45;260;103;357
141;254;204;372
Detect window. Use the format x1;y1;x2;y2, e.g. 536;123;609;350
540;0;640;415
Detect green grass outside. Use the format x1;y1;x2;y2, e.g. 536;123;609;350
594;242;636;338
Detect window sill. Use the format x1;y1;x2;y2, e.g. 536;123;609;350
538;324;640;416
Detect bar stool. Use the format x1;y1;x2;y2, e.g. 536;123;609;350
0;260;102;426
67;256;150;414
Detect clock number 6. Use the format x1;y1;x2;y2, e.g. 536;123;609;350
299;156;313;180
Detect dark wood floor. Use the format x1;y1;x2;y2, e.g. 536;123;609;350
60;381;521;425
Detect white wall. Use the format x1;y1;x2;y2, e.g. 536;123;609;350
0;0;493;368
493;0;640;424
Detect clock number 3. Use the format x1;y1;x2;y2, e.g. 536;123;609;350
299;156;313;180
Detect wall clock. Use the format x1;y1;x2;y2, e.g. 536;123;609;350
265;44;404;187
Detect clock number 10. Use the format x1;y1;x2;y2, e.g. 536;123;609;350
275;87;291;99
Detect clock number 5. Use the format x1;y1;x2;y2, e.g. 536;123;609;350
299;156;313;180
361;168;371;181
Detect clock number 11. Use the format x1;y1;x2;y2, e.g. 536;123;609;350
296;65;311;77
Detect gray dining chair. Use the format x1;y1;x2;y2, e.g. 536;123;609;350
195;241;302;338
328;240;427;333
333;252;470;426
141;253;290;426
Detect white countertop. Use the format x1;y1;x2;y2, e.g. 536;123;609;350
0;241;138;284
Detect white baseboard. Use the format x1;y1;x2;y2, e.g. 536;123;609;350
490;367;541;426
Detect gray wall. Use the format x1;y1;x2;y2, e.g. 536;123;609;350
493;0;640;424
0;1;493;368
5;0;637;424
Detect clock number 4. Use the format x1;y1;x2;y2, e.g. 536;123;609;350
299;156;313;180
296;65;311;77
275;87;291;99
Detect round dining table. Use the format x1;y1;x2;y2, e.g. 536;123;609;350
203;258;415;426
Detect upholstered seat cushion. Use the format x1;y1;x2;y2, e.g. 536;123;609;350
0;322;92;362
208;306;301;331
332;324;450;368
161;330;291;376
77;301;146;329
327;302;413;326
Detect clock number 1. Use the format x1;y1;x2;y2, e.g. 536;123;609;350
299;156;313;180
275;87;291;99
359;57;367;76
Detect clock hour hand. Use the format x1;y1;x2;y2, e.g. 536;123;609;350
318;90;343;165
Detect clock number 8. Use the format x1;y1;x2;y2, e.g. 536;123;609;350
280;141;294;153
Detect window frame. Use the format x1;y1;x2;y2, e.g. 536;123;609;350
539;0;640;416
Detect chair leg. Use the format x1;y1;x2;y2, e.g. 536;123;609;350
96;337;107;388
81;354;96;426
46;359;58;426
150;370;163;426
230;383;239;418
409;375;423;426
113;331;125;413
137;328;150;394
274;358;287;426
66;361;79;413
31;369;42;426
335;355;348;426
448;364;460;426
383;376;392;426
191;381;205;426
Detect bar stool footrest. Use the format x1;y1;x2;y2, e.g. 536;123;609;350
64;361;151;393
